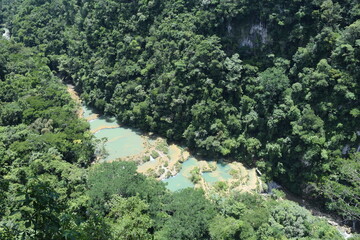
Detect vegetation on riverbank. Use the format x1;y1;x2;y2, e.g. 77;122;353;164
0;0;359;238
3;0;358;226
0;38;349;239
0;39;95;238
78;103;261;193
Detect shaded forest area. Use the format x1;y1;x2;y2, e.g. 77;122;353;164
0;0;359;238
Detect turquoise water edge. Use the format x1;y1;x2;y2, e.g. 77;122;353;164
83;105;234;191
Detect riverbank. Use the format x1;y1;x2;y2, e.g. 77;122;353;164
66;84;261;194
66;84;84;118
282;188;354;239
66;84;353;238
66;84;192;178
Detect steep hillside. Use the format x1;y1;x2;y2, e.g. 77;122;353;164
1;0;360;233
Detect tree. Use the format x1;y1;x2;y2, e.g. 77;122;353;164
209;215;243;240
156;188;215;239
106;195;153;240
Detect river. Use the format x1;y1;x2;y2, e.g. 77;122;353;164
81;102;260;193
66;85;353;238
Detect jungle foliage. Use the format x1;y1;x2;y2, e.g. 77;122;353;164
0;0;359;238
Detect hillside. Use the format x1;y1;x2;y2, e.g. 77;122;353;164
0;0;359;238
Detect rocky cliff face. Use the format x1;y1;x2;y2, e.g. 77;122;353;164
225;19;270;54
2;27;10;40
239;22;269;48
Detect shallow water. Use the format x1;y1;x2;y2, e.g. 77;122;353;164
83;105;144;162
83;105;236;190
203;162;232;184
69;95;349;236
89;116;119;132
162;157;235;191
95;127;144;162
83;105;96;119
163;158;198;191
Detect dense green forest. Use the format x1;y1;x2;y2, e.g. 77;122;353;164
0;40;348;239
0;0;359;238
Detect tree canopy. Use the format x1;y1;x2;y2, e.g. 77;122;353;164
0;0;359;238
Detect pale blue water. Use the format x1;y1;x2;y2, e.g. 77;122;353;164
83;105;234;190
89;116;119;131
83;105;144;162
163;158;234;191
95;127;144;162
147;138;157;146
163;157;198;191
83;105;96;119
202;162;232;184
